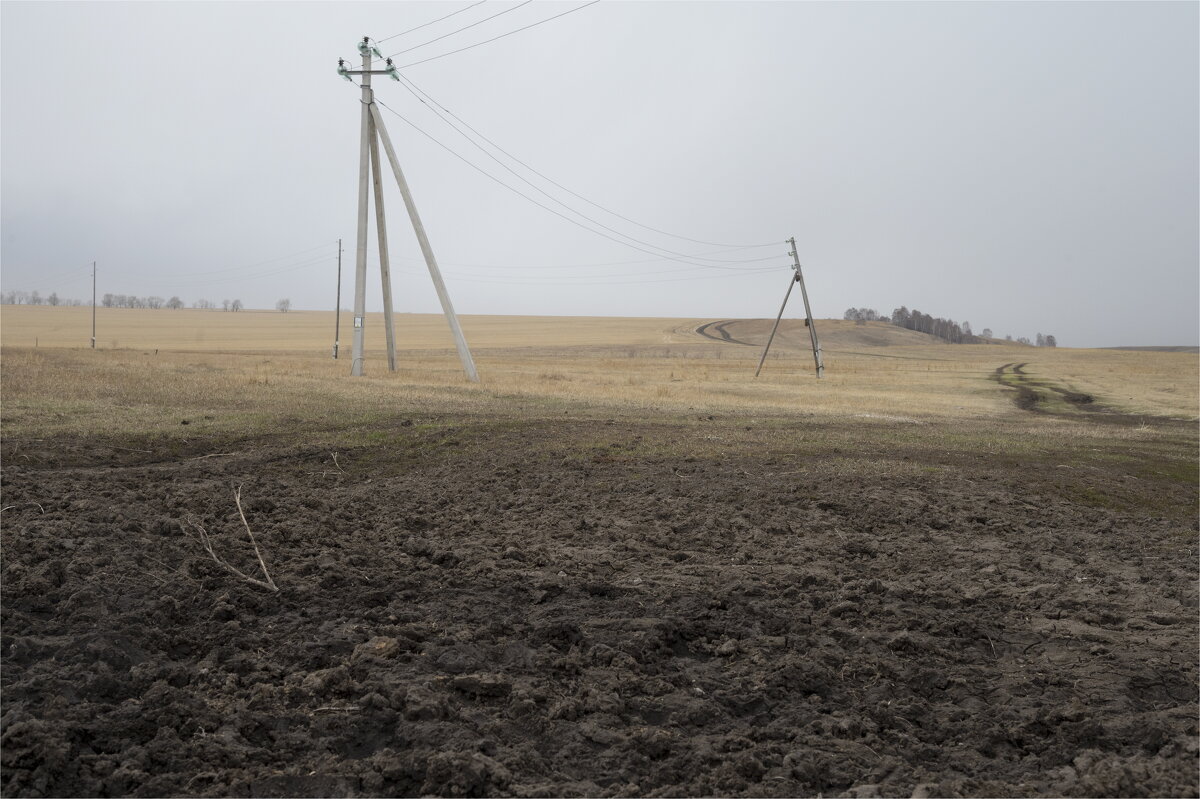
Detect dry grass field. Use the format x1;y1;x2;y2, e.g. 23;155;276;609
2;306;1195;442
2;306;1197;797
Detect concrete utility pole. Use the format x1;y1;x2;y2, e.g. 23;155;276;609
338;38;479;381
333;239;342;359
754;238;824;379
790;237;824;379
91;261;96;349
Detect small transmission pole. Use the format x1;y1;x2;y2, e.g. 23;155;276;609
337;39;478;381
333;239;342;359
91;261;96;349
755;237;824;379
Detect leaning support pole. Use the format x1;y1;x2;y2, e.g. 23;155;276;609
369;102;479;382
369;119;398;372
755;272;798;378
350;50;373;377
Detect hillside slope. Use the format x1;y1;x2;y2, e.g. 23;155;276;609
694;319;956;350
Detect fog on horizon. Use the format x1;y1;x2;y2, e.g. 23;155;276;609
2;1;1196;348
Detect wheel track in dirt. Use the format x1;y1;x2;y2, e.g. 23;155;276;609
694;320;755;347
992;362;1191;428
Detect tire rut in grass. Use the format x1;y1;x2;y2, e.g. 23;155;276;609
991;362;1188;428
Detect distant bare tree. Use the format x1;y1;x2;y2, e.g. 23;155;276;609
275;298;291;313
1036;333;1046;347
1017;336;1032;346
231;299;244;312
167;296;184;309
222;299;230;312
29;290;41;305
981;328;993;338
47;292;59;306
147;296;164;310
194;298;214;310
962;321;972;337
1045;335;1057;348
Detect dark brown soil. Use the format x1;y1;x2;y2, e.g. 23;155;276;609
2;415;1197;798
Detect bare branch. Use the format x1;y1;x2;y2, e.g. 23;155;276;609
0;502;45;515
235;486;278;592
183;495;278;593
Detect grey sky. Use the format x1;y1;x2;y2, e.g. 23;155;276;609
2;1;1196;347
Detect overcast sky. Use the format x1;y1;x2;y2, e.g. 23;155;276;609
2;1;1196;347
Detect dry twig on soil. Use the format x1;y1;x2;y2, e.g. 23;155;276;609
0;502;45;515
184;486;278;592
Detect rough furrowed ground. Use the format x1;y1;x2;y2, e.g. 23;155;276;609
1;414;1197;798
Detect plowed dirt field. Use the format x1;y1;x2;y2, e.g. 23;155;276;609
2;409;1196;797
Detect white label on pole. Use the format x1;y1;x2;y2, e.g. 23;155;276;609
354;316;363;329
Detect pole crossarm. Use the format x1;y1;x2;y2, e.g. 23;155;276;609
339;36;479;382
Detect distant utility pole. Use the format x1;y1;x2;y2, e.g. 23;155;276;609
754;237;824;379
91;261;96;349
337;38;478;381
333;239;342;359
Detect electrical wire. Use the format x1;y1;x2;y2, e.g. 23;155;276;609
156;240;338;279
397;256;782;281
384;1;533;60
394;76;777;264
392;1;600;69
152;252;336;287
399;74;777;250
348;77;779;265
376;1;490;45
374;99;787;272
406;252;774;270
11;262;93;285
396;262;784;287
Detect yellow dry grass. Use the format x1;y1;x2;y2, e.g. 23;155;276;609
0;305;693;351
2;307;1196;442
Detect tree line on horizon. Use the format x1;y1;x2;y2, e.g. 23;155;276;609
0;289;1053;345
844;306;1057;347
0;292;298;313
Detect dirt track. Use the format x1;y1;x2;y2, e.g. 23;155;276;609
2;416;1197;797
694;321;756;347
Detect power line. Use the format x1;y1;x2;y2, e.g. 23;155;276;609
5;262;93;286
403;252;779;270
394;76;776;264
392;1;601;70
400;74;777;250
396;262;784;287
151;252;336;287
375;99;786;272
398;256;782;280
159;240;338;279
384;1;533;60
376;1;490;45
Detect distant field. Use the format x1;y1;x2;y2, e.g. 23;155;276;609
1105;345;1200;353
0;305;691;352
2;306;1197;441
